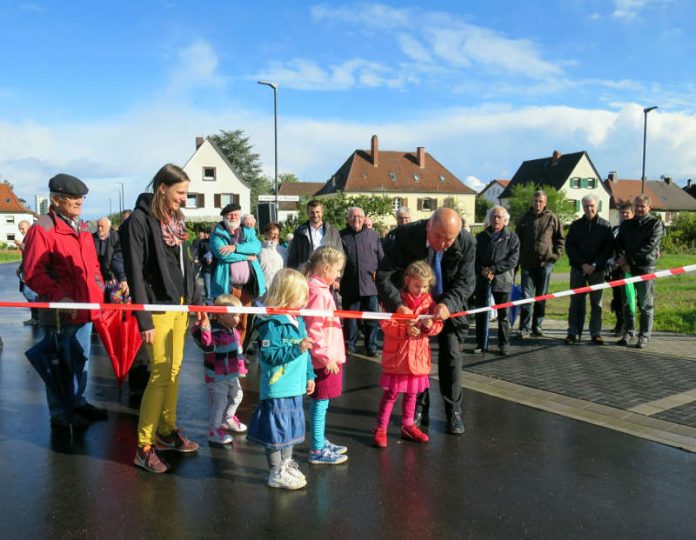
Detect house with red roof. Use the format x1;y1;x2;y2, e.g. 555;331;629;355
0;183;35;247
478;179;510;206
314;135;476;227
276;181;325;223
604;174;696;225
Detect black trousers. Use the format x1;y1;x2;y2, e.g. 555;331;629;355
416;326;464;419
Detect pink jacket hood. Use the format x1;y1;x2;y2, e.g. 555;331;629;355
304;276;346;369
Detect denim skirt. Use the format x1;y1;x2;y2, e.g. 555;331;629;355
247;395;305;450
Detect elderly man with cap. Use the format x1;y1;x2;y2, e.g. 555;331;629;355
23;173;108;430
210;203;266;346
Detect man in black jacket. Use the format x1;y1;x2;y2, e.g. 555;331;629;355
377;207;476;435
615;195;664;348
93;217;129;301
564;195;613;345
287;199;343;269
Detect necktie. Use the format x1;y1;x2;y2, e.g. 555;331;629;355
433;251;443;296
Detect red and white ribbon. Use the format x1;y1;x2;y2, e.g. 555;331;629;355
5;264;695;321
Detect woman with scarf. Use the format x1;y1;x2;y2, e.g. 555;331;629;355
120;163;209;474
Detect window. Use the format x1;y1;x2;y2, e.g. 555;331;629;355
389;172;397;181
585;177;596;188
413;174;421;182
417;197;438;211
443;197;456;208
5;216;14;224
570;177;581;189
439;175;446;183
392;197;404;212
203;167;216;181
185;193;204;208
7;234;15;242
214;193;240;208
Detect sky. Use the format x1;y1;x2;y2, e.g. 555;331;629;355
1;0;696;218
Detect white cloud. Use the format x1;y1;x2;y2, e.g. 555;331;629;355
255;58;408;91
167;40;225;94
612;0;667;21
464;175;486;192
397;34;432;63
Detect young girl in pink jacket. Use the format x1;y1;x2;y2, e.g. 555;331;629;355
303;246;349;465
373;261;443;448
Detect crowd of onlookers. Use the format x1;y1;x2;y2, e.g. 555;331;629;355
14;166;663;487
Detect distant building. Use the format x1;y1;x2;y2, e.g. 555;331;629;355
276;182;325;223
0;184;35;246
181;137;251;222
499;150;611;222
478;179;510;205
35;195;49;215
314;135;476;228
605;174;696;226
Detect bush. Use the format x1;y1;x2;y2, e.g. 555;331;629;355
662;213;696;252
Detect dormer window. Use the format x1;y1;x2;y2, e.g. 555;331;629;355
203;167;216;181
439;175;446;183
413;174;421;182
389;172;397;181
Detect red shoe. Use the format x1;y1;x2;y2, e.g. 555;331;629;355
400;424;429;443
372;428;387;448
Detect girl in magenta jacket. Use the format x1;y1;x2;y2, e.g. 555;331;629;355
373;261;443;448
303;246;349;465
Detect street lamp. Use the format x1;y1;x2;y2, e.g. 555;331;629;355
641;106;658;195
117;182;125;214
109;198;112;217
257;80;279;222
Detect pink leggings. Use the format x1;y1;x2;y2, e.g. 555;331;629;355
376;390;417;429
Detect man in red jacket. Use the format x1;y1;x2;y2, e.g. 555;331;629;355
23;173;108;430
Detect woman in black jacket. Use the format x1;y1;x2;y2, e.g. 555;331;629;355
474;206;520;355
120;163;209;474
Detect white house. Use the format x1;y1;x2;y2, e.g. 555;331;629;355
478;179;510;205
0;183;35;246
181;137;251;222
499;150;611;222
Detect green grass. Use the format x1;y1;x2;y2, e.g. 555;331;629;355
545;252;696;334
0;250;21;263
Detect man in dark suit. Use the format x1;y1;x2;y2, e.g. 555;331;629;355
377;207;476;435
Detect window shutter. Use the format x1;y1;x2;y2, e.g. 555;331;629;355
214;194;221;208
233;194;240;205
599;200;603;211
431;198;438;210
197;194;204;208
575;200;581;212
417;198;424;211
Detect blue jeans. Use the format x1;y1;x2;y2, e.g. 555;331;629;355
519;264;554;332
343;295;379;353
44;322;92;417
203;272;213;304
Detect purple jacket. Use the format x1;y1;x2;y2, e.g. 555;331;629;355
340;226;383;300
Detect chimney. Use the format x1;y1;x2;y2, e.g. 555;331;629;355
417;147;425;169
551;150;562;163
195;136;205;149
608;171;618;183
663;176;672;185
688;179;693;188
371;135;379;168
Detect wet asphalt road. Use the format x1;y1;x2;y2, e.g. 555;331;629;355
1;261;696;539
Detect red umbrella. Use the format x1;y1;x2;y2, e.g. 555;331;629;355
94;305;143;388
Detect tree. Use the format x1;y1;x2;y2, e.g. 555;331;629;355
475;196;493;222
507;183;576;225
279;172;299;185
295;193;394;230
208;129;272;210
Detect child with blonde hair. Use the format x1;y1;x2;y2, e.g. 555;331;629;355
303;246;348;465
247;268;316;490
373;260;443;448
193;294;248;445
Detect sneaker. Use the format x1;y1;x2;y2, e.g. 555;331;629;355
208;426;233;445
23;318;37;326
268;464;307;490
156;430;199;453
500;344;509;356
74;402;108;422
636;336;649;349
372;427;388;448
283;459;306;482
473;347;486;354
617;334;634;347
309;447;348;465
531;327;544;337
563;335;577;345
517;331;530;340
591;336;604;345
134;446;170;473
224;415;247;433
400;424;430;443
324;438;348;455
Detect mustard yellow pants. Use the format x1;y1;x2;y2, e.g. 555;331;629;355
137;309;189;447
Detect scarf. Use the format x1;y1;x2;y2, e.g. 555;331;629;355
160;214;189;247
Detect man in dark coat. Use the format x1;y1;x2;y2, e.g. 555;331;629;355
287;199;343;269
340;206;383;356
93;217;129;301
474;206;519;355
515;190;565;338
377;207;476;435
564;194;613;345
615;194;664;348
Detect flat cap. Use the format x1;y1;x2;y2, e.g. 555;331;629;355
48;174;89;196
220;203;241;216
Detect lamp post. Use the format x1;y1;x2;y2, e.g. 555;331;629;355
641;106;658;195
109;198;112;217
257;80;279;222
117;182;125;214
